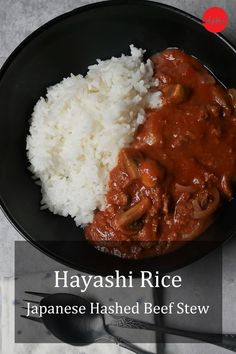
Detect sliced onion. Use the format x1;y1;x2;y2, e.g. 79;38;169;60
175;183;196;193
192;187;220;219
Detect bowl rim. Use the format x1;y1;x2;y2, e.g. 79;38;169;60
1;0;236;275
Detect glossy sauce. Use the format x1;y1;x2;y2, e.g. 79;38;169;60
85;49;236;259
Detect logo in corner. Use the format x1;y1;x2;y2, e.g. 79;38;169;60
202;7;228;33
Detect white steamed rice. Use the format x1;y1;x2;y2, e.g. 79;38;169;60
26;45;162;226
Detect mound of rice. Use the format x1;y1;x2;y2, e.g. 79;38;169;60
26;45;162;226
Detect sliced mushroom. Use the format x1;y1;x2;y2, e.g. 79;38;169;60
212;86;232;117
120;149;140;180
192;187;220;219
114;197;151;234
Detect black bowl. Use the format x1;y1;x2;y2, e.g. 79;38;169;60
1;0;236;275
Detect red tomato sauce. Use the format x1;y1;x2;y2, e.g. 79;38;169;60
85;49;236;259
